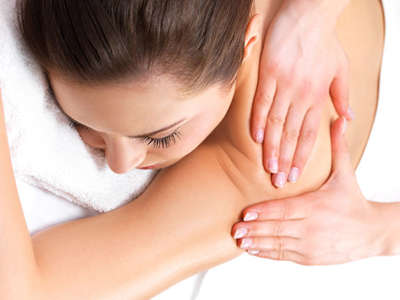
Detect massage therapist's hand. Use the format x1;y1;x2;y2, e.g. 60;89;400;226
252;0;353;188
232;118;385;265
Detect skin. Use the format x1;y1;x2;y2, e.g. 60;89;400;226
253;0;354;188
233;118;389;264
0;0;389;299
232;0;390;264
48;73;237;173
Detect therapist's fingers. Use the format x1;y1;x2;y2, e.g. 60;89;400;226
238;236;302;256
251;78;277;144
272;104;308;187
232;220;303;239
263;88;291;174
247;249;306;264
241;196;311;222
289;104;324;181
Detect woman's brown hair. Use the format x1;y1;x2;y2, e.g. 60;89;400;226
17;0;253;92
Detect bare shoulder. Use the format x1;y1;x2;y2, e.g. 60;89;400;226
205;0;384;206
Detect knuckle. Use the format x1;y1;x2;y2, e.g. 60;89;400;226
256;89;273;107
298;81;312;97
302;129;317;143
283;128;299;143
277;238;285;260
273;221;283;236
268;114;285;127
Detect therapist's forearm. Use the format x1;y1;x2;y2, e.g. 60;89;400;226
284;0;350;27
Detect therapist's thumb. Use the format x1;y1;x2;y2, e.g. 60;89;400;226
330;117;353;176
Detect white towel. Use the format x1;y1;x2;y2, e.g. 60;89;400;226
0;0;157;212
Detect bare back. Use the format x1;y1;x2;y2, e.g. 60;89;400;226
210;0;385;203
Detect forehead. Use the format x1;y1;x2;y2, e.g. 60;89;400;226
48;73;222;135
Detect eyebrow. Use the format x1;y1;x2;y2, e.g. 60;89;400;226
47;78;185;139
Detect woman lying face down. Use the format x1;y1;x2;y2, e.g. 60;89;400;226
8;0;387;299
20;0;259;174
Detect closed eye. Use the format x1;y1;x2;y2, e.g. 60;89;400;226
68;119;182;149
142;130;182;149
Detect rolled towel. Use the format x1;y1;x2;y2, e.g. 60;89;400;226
0;0;156;212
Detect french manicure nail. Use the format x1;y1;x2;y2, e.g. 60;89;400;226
288;167;299;183
256;129;264;144
234;228;248;239
248;250;260;255
240;238;252;249
244;212;258;221
274;172;286;188
268;158;278;174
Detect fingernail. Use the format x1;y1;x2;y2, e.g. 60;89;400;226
243;212;258;221
234;228;248;239
347;107;355;120
240;238;252;249
256;129;264;144
288;167;299;183
268;158;278;174
248;250;260;255
274;172;286;188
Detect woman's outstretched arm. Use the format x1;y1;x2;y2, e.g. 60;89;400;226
0;90;244;299
31;145;248;300
0;92;41;299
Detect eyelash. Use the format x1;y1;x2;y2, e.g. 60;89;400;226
142;131;182;149
67;119;182;149
67;119;80;129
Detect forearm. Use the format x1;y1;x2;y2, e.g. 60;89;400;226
372;201;400;257
0;95;40;299
282;0;350;27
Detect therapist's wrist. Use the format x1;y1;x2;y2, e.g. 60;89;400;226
283;0;350;29
370;201;400;257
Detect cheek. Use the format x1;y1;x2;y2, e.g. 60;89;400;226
147;113;222;163
175;111;226;153
147;94;232;163
180;102;231;152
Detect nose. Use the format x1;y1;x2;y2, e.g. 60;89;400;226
104;136;146;174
